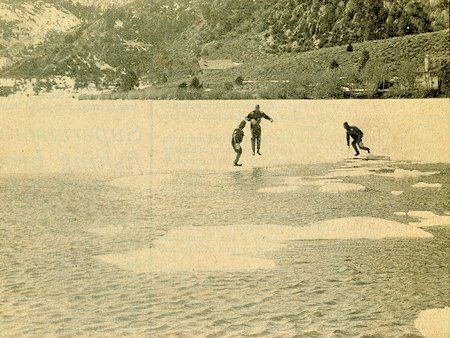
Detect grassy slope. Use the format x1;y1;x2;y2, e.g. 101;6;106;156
188;29;449;87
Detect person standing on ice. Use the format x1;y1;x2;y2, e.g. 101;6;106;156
343;122;371;156
245;104;273;156
231;120;246;166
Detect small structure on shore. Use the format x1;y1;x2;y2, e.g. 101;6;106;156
416;54;448;90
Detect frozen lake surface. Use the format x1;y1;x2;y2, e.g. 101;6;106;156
0;98;448;173
1;98;449;337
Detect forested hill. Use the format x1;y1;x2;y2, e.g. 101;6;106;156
1;0;448;82
243;0;448;52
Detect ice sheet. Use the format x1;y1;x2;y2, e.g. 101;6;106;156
2;99;448;174
97;217;432;273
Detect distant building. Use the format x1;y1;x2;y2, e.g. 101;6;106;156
416;55;448;90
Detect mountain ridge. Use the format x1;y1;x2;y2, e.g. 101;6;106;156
0;0;448;95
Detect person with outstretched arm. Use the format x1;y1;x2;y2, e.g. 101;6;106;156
231;120;246;166
343;122;370;156
245;104;273;156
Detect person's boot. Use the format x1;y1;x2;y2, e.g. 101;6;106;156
354;152;360;156
257;150;262;155
233;162;242;166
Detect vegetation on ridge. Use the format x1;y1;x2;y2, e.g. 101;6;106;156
0;0;448;98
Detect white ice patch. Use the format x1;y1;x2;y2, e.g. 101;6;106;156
408;211;438;219
283;175;366;193
88;225;124;236
96;217;431;273
377;169;440;178
283;177;342;186
301;217;432;240
412;182;442;188
258;178;342;193
391;191;404;196
322;167;375;178
412;217;450;227
319;182;366;193
317;168;440;181
414;307;450;338
407;211;450;227
97;247;275;274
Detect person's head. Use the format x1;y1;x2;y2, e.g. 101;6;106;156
255;104;260;111
238;120;246;129
343;122;349;129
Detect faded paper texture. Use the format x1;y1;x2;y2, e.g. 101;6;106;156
1;1;449;337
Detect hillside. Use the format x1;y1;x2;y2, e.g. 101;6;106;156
89;29;448;100
1;0;196;82
0;0;448;98
193;29;449;84
0;1;80;70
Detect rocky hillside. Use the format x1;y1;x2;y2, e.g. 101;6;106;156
0;0;448;86
0;0;195;86
0;1;80;69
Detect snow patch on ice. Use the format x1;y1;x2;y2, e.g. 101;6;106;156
97;247;275;274
408;211;439;219
407;211;450;227
412;217;450;227
97;217;432;273
259;177;342;193
283;177;342;186
302;217;432;240
391;190;404;195
414;307;450;338
412;182;442;188
322;167;375;178
377;169;440;178
318;167;440;181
